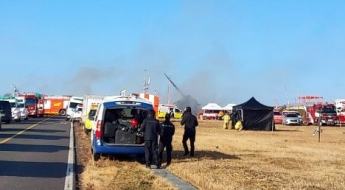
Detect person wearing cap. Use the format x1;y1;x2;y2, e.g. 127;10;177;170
140;110;161;169
158;113;175;168
180;106;198;157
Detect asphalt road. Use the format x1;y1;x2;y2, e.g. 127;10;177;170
0;116;71;190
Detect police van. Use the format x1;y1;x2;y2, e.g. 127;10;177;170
90;94;153;161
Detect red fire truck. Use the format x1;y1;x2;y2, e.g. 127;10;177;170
306;103;338;126
18;93;45;117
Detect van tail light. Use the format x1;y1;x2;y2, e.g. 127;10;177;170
95;120;102;139
131;118;138;127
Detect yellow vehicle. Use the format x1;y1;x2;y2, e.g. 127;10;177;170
84;105;98;134
158;104;183;119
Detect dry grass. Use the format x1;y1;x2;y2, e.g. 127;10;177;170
75;120;345;190
74;124;177;190
168;120;345;190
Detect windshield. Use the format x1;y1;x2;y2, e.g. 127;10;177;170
69;102;80;109
10;102;17;108
286;114;298;117
321;107;336;114
25;98;36;106
18;103;25;108
274;112;281;116
88;110;97;120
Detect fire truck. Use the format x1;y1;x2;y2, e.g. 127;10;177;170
306;103;338;126
17;93;45;117
43;95;71;116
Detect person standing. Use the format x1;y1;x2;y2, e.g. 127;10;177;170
181;107;198;157
140;110;161;169
222;111;230;129
158;114;175;167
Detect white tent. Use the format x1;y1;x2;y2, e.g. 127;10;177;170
202;103;223;110
223;103;236;111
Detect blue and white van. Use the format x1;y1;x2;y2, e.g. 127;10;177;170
90;94;153;161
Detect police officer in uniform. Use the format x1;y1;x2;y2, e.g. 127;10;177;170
181;107;198;157
158;113;175;167
140;110;160;169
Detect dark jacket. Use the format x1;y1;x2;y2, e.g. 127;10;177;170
140;115;160;141
181;112;198;135
160;120;175;143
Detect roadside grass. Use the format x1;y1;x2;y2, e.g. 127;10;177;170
74;124;177;190
75;120;345;190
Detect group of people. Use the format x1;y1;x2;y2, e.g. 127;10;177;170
222;111;243;131
140;106;198;169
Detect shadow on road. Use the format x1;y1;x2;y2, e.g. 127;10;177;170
0;143;68;153
0;160;67;178
0;128;66;133
0;133;69;140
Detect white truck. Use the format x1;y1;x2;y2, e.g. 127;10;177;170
81;95;104;125
66;96;83;121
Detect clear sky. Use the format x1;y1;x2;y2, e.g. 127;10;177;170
1;0;344;107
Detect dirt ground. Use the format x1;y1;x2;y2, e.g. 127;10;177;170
75;120;345;190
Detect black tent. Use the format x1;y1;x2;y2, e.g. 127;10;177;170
233;97;275;131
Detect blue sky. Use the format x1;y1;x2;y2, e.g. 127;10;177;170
1;0;345;107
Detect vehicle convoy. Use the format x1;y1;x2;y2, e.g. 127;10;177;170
17;93;44;117
43;95;71;116
66;96;83;121
307;103;338;126
90;94;153;161
157;104;183;119
0;96;21;122
0;100;12;124
81;95;104;133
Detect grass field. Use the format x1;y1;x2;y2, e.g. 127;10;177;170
75;120;345;190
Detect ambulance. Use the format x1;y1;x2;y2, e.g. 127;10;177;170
82;95;104;134
157;104;183;119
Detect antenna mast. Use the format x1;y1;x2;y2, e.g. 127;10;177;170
143;69;150;94
11;84;19;97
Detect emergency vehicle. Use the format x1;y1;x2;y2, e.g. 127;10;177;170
66;96;83;121
43;95;71;116
90;94;153;161
157;104;183;119
306;103;338;126
334;99;345;124
17;93;44;117
82;95;104;134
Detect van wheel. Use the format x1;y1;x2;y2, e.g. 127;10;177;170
91;148;100;161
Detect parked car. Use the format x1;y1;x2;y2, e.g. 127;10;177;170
91;94;153;161
283;113;300;126
0;100;12;124
18;103;29;120
274;111;283;124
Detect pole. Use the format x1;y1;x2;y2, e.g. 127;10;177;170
318;113;321;143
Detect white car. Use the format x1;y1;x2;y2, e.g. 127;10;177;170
18;103;29;120
10;103;21;122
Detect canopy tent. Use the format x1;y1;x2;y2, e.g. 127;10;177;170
233;97;274;131
223;103;236;111
201;103;223;110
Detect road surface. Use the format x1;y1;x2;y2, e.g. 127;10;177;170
0;116;72;190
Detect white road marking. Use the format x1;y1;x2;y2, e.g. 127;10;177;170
64;122;75;190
